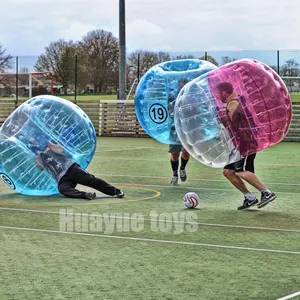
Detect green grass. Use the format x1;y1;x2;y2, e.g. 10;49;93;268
1;137;300;299
290;92;300;102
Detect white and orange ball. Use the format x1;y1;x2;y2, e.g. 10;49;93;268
183;192;200;208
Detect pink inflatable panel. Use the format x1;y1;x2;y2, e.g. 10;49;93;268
208;59;292;157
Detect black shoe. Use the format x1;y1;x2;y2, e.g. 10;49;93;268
116;189;125;198
180;169;187;182
170;175;178;185
237;197;259;210
258;191;277;208
85;192;96;200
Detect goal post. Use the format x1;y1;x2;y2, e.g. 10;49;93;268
0;71;54;99
28;72;54;98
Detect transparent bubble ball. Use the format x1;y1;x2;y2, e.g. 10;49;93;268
174;59;292;168
0;95;97;195
135;59;217;144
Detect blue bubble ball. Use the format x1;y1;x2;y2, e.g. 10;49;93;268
134;59;217;144
0;95;97;196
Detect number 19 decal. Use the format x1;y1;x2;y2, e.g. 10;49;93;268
149;104;168;124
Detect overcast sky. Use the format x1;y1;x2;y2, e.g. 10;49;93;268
0;0;299;56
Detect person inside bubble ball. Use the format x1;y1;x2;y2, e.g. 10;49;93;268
168;78;190;185
28;133;125;200
217;82;277;210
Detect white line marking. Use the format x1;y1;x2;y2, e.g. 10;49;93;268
94;173;300;187
277;291;300;300
93;154;300;167
1;207;300;234
105;182;300;195
0;181;299;195
1;225;300;255
1;172;300;190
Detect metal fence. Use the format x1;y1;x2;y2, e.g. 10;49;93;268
1;49;300;101
0;99;299;141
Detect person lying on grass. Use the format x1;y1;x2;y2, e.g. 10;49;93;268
28;134;124;200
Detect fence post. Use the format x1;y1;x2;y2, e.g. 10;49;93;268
103;102;108;135
137;53;140;82
204;52;208;61
74;55;77;104
119;0;126;100
99;101;102;136
277;50;280;75
135;111;140;136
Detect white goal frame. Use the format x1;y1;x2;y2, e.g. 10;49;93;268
28;72;54;98
0;71;54;98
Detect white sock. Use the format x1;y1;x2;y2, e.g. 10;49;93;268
244;192;256;200
260;188;271;194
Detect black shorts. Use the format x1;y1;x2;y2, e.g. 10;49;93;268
224;153;256;173
168;144;182;153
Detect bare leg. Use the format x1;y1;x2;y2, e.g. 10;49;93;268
223;169;250;193
237;171;265;191
170;152;180;161
181;148;190;160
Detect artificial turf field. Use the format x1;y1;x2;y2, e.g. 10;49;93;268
1;137;300;300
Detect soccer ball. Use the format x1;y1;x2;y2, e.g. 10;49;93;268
183;192;200;208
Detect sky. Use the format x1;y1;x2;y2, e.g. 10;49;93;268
1;0;300;68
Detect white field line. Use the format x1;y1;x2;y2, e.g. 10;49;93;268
95;173;300;187
1;225;300;255
1;176;300;191
1;207;300;234
93;146;300;166
0;181;299;195
277;291;300;300
93;154;300;167
99;181;300;195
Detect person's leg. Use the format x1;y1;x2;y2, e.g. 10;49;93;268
223;169;250;194
58;178;96;200
68;164;124;197
168;144;181;185
235;154;276;208
179;147;190;182
237;171;265;191
223;160;258;210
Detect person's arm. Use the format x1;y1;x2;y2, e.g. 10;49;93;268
168;91;176;102
36;156;44;171
217;105;229;127
227;101;239;121
46;143;64;154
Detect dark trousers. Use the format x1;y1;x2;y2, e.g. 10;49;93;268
58;164;118;199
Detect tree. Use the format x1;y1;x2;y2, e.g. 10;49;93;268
269;65;278;73
173;55;195;60
0;44;12;73
138;50;162;75
0;44;13;89
35;40;77;93
79;29;119;93
199;55;219;66
157;51;171;63
221;56;236;65
127;50;170;90
281;59;300;77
